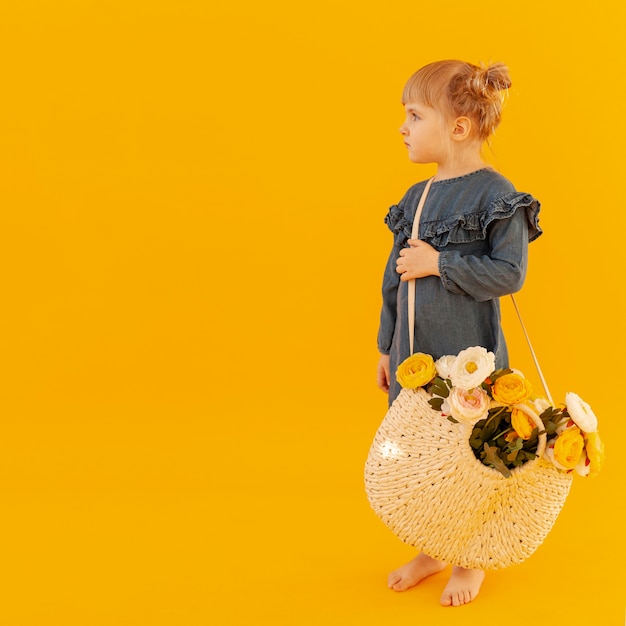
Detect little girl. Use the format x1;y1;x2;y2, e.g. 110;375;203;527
375;60;542;606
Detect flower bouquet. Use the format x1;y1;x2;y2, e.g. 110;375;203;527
397;346;604;478
365;345;604;570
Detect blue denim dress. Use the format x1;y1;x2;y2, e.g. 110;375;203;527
378;168;542;405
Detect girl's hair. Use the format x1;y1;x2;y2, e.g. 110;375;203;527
402;60;512;141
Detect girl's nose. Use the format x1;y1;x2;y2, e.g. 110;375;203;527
399;124;407;135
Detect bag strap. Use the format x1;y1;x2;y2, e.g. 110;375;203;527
407;176;553;404
408;177;434;355
509;294;553;405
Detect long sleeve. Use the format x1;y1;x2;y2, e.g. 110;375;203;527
438;207;528;301
377;243;401;354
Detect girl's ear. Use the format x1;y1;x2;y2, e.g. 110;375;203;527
451;116;472;141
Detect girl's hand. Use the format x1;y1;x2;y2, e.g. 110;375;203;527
396;239;440;281
377;354;390;393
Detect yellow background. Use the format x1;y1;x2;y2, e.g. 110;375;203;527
0;1;624;624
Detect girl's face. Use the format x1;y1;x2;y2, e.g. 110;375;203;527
399;102;447;164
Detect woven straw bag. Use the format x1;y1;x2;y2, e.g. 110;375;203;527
365;178;574;570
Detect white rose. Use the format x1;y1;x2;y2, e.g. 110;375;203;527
434;355;456;380
565;392;598;433
449;346;495;390
447;386;490;425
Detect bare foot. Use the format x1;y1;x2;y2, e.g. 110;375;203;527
387;552;447;592
440;566;485;607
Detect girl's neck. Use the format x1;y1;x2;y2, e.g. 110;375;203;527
433;143;487;182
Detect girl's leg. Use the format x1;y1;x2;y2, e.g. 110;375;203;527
387;552;447;592
440;566;485;607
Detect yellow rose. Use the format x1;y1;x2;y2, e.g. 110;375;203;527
584;431;605;477
491;373;532;405
553;427;585;470
511;407;536;440
396;353;437;389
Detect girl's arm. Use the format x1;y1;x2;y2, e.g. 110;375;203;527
437;208;529;301
394;209;527;300
377;354;390;393
377;243;402;355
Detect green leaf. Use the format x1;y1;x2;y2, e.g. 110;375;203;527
544;422;559;435
469;435;484;450
428;377;450;398
470;421;487;444
428;397;444;412
488;368;513;383
487;405;508;419
541;407;562;421
495;435;507;448
483;443;512;478
482;410;505;440
447;416;459;424
506;449;519;462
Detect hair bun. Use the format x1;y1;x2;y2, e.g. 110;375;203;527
469;62;512;99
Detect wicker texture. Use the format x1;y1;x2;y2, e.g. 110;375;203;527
365;387;573;570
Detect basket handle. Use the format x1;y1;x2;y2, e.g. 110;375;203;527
407;177;553;405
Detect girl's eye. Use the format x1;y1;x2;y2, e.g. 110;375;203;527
412;114;419;121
